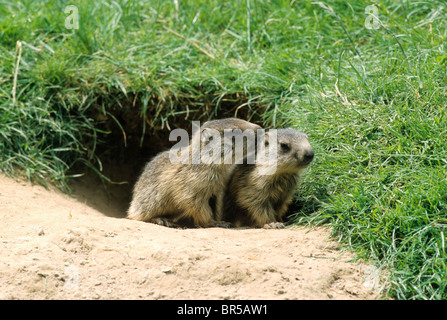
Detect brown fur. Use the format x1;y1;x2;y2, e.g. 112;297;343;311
223;128;314;228
127;118;261;228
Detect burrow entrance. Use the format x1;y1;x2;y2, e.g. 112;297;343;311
66;97;319;222
68;128;171;218
67;96;263;219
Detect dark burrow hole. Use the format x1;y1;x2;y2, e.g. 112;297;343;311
68;137;164;218
68;117;202;218
67;103;318;223
68;98;264;219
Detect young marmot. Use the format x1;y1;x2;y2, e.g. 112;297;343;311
127;118;261;228
223;128;314;228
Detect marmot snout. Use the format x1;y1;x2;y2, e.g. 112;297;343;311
273;128;314;170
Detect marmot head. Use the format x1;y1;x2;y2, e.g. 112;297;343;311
195;118;261;165
260;128;314;174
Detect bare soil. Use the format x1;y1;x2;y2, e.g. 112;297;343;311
0;173;383;300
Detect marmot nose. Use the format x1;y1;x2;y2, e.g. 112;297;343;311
302;148;314;165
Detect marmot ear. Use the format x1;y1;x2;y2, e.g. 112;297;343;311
200;127;220;143
200;127;211;142
260;130;271;146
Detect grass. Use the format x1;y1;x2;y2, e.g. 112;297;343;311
1;0;446;299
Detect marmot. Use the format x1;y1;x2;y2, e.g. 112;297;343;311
127;118;261;228
223;128;314;228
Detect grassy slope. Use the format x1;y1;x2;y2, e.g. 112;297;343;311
1;0;446;299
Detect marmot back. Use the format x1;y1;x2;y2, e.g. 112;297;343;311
127;118;261;228
223;128;314;228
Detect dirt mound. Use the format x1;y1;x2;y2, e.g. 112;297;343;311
0;173;382;299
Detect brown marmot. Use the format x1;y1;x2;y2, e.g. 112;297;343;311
127;118;261;228
223;128;314;228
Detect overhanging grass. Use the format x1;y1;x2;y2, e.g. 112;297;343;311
0;0;446;299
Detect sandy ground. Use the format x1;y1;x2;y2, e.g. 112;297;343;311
0;173;383;300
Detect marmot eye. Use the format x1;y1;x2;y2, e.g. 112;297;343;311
280;143;290;152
